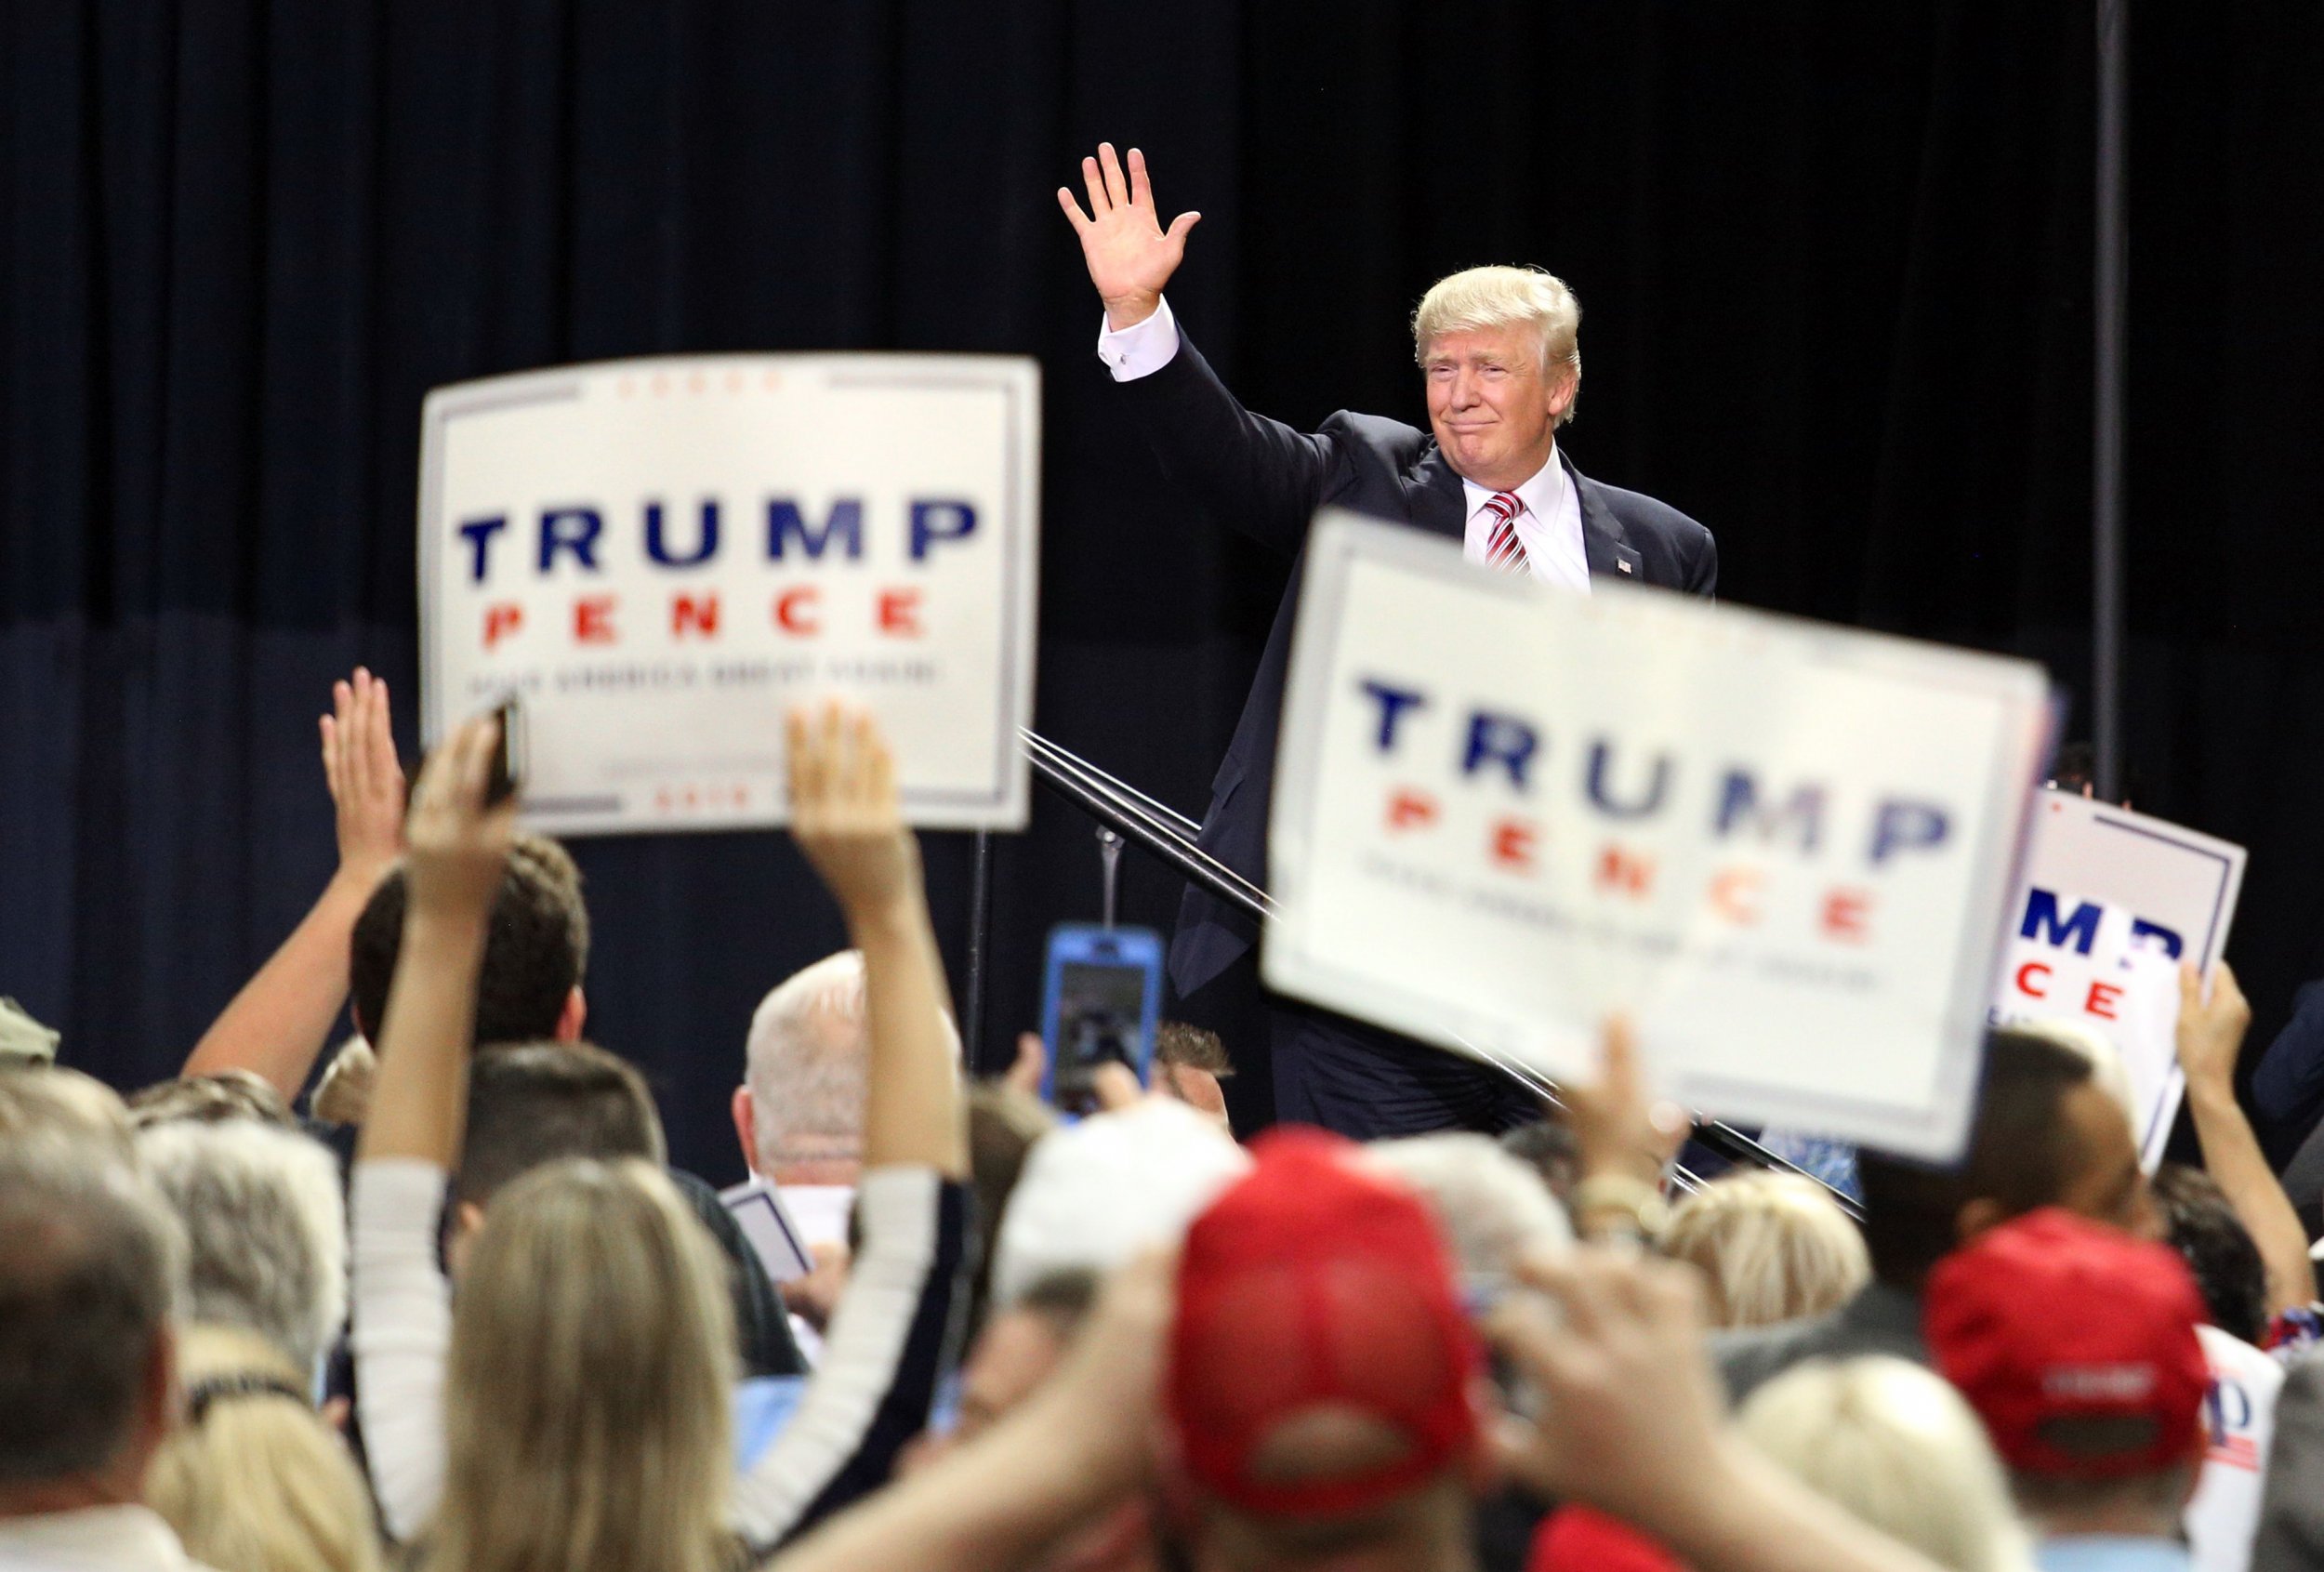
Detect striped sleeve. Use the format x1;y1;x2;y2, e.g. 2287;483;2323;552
729;1165;970;1552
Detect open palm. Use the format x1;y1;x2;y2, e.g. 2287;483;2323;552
1058;143;1201;329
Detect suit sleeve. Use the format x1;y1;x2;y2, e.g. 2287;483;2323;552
1107;328;1349;560
2253;980;2324;1130
2252;1354;2324;1572
1685;527;1719;599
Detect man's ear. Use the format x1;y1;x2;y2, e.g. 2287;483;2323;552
1546;364;1580;422
556;985;587;1042
733;1086;759;1175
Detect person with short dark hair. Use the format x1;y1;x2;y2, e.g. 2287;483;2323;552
1717;1028;2155;1402
346;832;588;1051
0;1137;196;1569
452;1041;661;1209
2149;1170;2290;1572
2155;1164;2270;1348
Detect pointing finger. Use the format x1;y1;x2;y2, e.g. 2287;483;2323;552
1081;155;1110;218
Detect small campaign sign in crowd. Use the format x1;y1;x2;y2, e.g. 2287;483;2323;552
418;352;1039;833
1993;791;2249;1167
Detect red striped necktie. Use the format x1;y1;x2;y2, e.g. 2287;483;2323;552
1482;491;1531;575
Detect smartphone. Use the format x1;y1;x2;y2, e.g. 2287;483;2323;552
485;694;526;806
1038;924;1165;1117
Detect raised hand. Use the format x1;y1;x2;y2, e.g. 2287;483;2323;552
2176;957;2251;1091
787;702;920;923
1487;1248;1727;1517
320;667;407;886
402;716;517;924
1057;144;1201;331
1562;1016;1692;1187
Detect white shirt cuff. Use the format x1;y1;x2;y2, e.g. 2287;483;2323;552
1096;297;1181;381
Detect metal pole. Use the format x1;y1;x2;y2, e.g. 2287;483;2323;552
1097;827;1123;929
962;829;995;1070
2093;0;2129;801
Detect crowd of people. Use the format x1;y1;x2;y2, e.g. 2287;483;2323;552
5;668;2324;1572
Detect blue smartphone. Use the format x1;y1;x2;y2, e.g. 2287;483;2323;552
1038;924;1165;1116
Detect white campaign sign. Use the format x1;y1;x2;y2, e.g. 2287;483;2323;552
418;354;1039;834
1265;512;2053;1160
1993;793;2248;1167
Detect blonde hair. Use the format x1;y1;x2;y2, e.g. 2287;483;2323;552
147;1325;384;1572
1410;266;1583;423
1740;1357;2033;1572
429;1158;736;1572
1661;1171;1869;1328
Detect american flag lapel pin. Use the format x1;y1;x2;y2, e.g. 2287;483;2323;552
1618;559;1633;575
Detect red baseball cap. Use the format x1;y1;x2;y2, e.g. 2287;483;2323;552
1923;1208;2209;1479
1529;1506;1686;1572
1167;1127;1483;1518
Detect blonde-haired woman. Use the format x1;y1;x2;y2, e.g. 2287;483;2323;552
1660;1170;1869;1328
146;1325;384;1572
1739;1356;2034;1572
422;1159;737;1572
352;707;970;1570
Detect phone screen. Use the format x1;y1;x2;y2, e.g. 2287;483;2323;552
1050;959;1153;1111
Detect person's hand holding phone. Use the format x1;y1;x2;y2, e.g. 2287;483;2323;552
403;715;519;926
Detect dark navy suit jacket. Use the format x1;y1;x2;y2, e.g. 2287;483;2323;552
1111;330;1721;998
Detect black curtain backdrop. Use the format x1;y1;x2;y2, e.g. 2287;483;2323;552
6;3;2322;1181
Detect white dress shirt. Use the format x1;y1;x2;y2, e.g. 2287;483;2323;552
1459;460;1590;593
1098;296;1591;592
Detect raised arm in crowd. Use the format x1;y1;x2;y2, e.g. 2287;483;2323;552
349;702;969;1561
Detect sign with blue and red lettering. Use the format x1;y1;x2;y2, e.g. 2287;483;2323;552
418;354;1038;834
1264;512;2053;1160
1994;792;2247;1166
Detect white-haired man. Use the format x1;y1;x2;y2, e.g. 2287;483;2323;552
732;950;881;1353
1060;143;1718;1140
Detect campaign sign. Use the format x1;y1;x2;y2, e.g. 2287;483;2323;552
417;354;1039;834
1264;513;2053;1160
1994;792;2247;1166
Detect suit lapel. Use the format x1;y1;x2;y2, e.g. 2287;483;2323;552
1566;451;1642;583
1407;444;1469;543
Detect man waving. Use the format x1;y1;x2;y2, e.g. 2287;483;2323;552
1062;143;1717;1138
